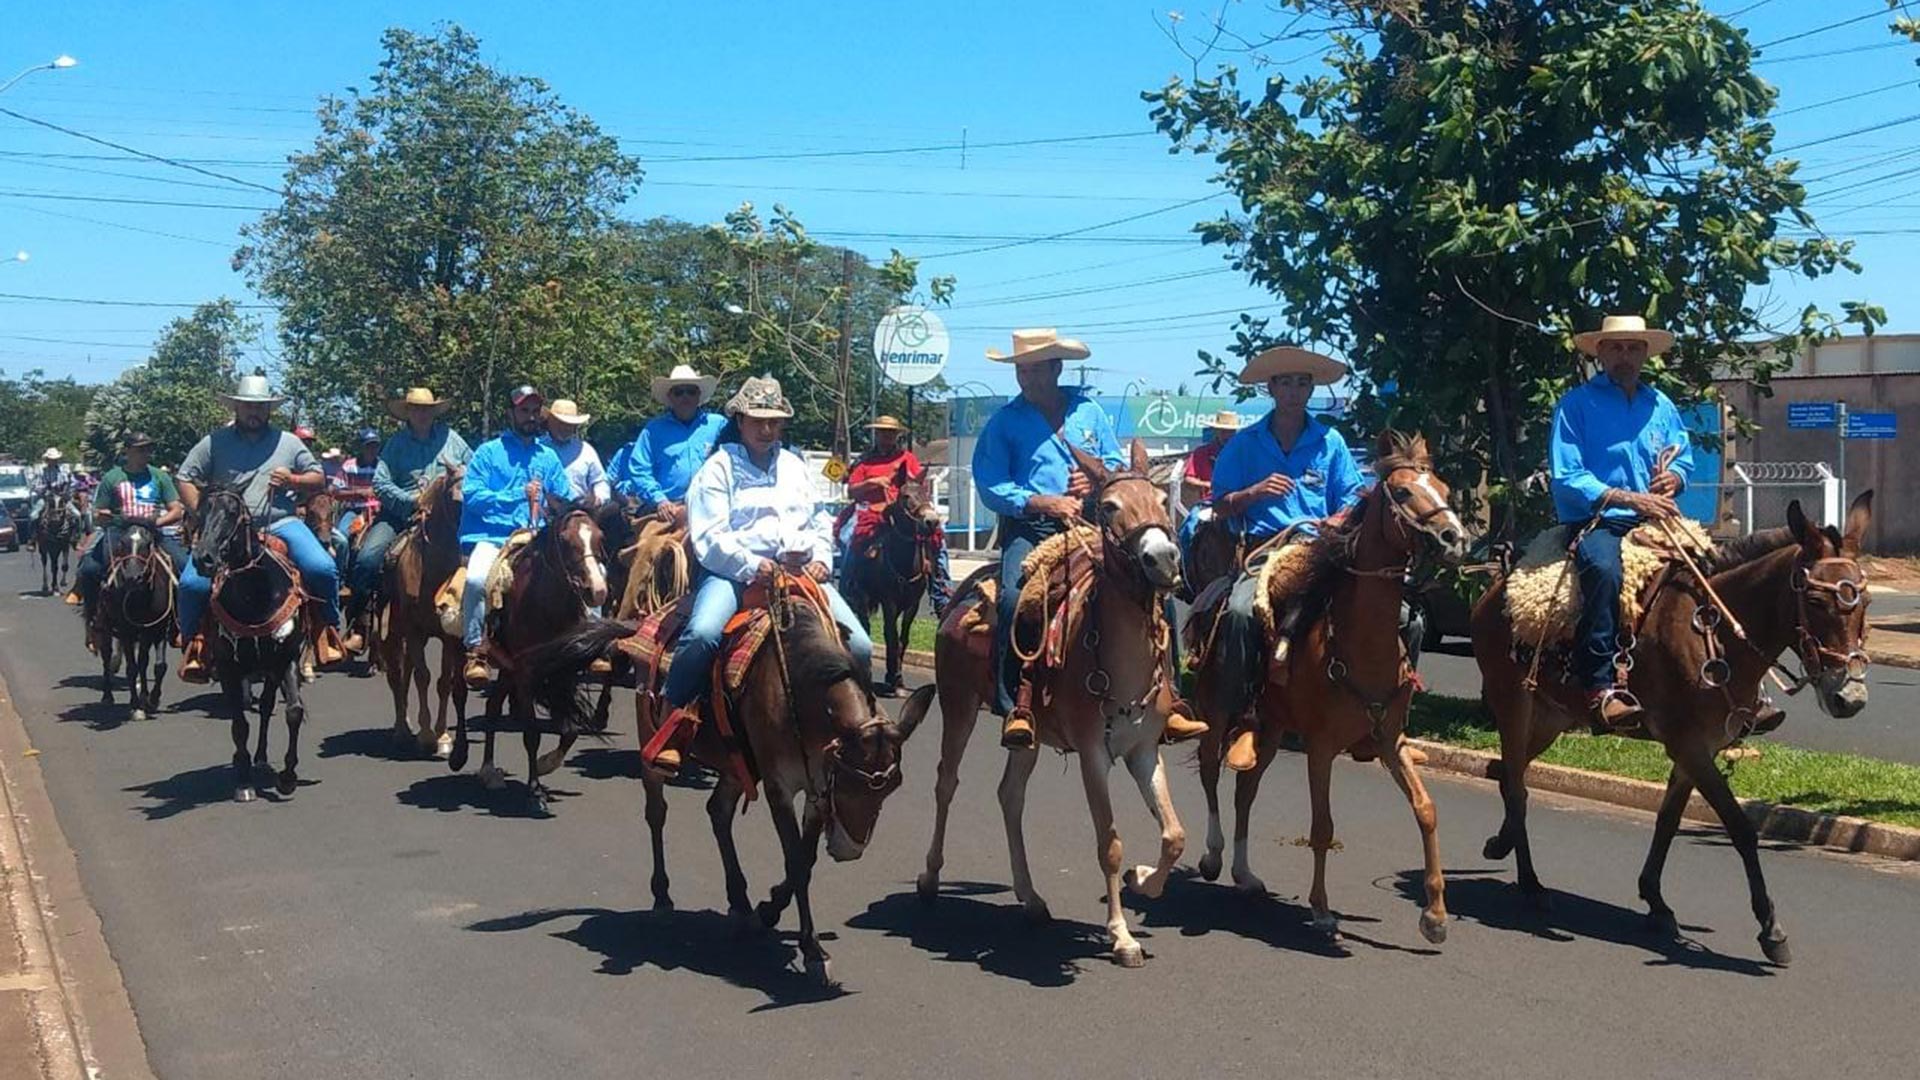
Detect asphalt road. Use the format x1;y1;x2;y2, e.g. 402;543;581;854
2;552;1918;1080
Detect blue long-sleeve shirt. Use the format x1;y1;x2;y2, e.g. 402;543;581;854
971;390;1123;518
457;433;575;548
373;423;472;521
1549;373;1695;524
616;411;727;505
1210;413;1365;539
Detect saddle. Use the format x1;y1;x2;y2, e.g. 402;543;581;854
1503;518;1714;647
1181;535;1315;664
209;545;306;641
1011;525;1101;672
431;529;537;627
614;519;692;620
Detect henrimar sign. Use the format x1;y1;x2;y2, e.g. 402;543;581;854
872;306;950;387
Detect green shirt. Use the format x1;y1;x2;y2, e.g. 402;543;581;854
93;465;180;521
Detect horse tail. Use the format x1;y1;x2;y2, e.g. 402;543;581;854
526;618;633;736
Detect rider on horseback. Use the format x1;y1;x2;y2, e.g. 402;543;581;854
1175;410;1245;574
175;372;345;683
645;375;875;777
75;432;187;634
834;414;954;617
613;363;726;526
1550;314;1694;731
541;399;612;507
1204;346;1366;772
972;329;1208;751
459;385;576;688
27;448;69;545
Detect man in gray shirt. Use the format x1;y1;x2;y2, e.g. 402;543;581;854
175;372;342;681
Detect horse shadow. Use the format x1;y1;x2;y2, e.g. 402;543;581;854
122;762;315;819
57;701;133;732
1122;867;1424;959
565;747;716;790
394;772;584;818
319;725;420;762
1397;867;1776;976
844;882;1113;988
466;906;848;1010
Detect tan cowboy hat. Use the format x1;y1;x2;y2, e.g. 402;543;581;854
985;328;1091;365
866;414;909;433
1201;409;1245;431
218;370;286;408
651;363;718;406
1237;346;1348;386
546;398;592;427
320;447;343;461
386;386;452;420
1574;314;1675;357
41;446;63;462
725;374;795;420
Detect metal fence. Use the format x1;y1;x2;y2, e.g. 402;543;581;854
1706;462;1842;535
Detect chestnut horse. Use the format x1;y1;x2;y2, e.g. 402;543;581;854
845;460;942;695
1190;431;1470;944
918;439;1188;968
447;501;610;815
533;578;933;987
1471;493;1874;964
371;467;466;757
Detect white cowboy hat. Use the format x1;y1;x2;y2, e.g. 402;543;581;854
320;447;343;461
546;398;592;427
1237;346;1348;386
218;371;286;408
651;363;718;406
386;386;453;421
41;447;63;462
1201;409;1245;431
985;328;1091;365
1574;314;1675;357
725;375;794;420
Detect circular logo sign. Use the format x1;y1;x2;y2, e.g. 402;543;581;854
822;457;848;483
872;306;950;387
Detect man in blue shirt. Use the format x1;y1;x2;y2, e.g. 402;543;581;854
1550;315;1694;730
459;385;575;687
1205;346;1365;771
615;364;726;525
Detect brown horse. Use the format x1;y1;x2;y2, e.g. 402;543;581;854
295;491;342;681
1471;493;1874;965
1180;510;1240;603
1190;431;1470;944
918;439;1189;968
447;501;610;815
371;467;466;757
845;460;942;696
532;577;933;987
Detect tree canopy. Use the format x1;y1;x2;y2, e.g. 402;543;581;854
82;300;253;467
0;370;96;463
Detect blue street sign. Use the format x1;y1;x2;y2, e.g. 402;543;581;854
1787;401;1837;429
1845;411;1897;440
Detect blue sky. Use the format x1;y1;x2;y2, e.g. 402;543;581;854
3;0;1917;398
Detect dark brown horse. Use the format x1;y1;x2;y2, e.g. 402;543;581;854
295;490;342;681
36;488;82;595
447;502;610;815
533;577;933;987
846;460;942;695
1190;431;1470;943
90;520;176;721
371;467;466;757
1471;493;1874;964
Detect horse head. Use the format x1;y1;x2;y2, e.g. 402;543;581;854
539;498;609;612
415;466;465;542
191;487;254;579
1786;492;1873;718
1370;430;1470;563
1069;438;1181;592
881;461;941;543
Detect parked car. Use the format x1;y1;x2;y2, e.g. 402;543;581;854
0;465;33;550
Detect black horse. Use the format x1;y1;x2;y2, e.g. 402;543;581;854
36;489;82;595
191;488;308;803
845;461;941;695
91;520;177;721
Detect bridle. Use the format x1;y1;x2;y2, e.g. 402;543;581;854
1780;555;1871;689
1343;460;1457;579
538;507;604;609
1083;470;1173;594
878;487;939;584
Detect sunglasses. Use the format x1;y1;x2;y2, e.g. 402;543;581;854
668;386;701;398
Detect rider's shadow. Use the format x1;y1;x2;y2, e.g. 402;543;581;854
845;882;1112;988
1122;867;1406;959
466;907;847;1010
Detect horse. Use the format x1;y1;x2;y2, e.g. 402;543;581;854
296;490;344;681
845;460;942;696
606;497;695;625
370;467;467;757
917;439;1188;969
189;487;309;803
447;500;610;815
1180;510;1241;603
531;577;934;987
1470;492;1875;965
89;520;177;722
1188;431;1470;944
36;488;82;595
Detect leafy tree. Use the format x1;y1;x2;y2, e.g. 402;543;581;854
1146;0;1885;531
83;300;251;466
0;370;97;462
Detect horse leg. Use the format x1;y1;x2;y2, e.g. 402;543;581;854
533;734;577;778
127;640;146;721
99;635;116;707
916;679;979;901
1377;733;1449;944
473;686;505;788
254;670;277;773
225;676;255;803
406;634;433;750
1121;746;1186;900
1638;767;1695;937
150;639;167;714
1229;738;1277;895
1078;743;1144;968
1196;727;1225;881
277;662;304;796
997;746;1049;923
642;772;672;910
515;684;551;816
884;600;904;692
1305;741;1340;938
761;790;833;986
705;778;752;927
1670;734;1790;964
439;644;466;759
1492;703;1560;905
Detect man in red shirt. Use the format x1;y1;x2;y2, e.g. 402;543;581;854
1181;409;1242;509
836;415;953;617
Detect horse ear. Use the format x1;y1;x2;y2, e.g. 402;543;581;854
894;684;936;743
1374;429;1397;460
1130;438;1149;475
1786;499;1824;555
1843;489;1873;555
893;460;911;485
1068;443;1108;486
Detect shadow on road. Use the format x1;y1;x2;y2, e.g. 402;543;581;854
565;746;717;790
394;772;583;818
59;700;133;732
466;906;848;1009
319;725;421;762
122;762;315;819
1123;867;1426;958
1401;868;1776;976
846;882;1112;987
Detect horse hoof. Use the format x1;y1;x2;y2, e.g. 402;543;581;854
1022;897;1053;925
1646;908;1679;937
1196;851;1223;882
276;770;297;796
448;738;470;772
874;682;899;699
1123;865;1165;900
651;894;674;913
526;791;552;818
1419;911;1448;945
1521;887;1554;914
130;708;146;723
435;733;455;760
533;749;568;778
915;873;939;903
1482;833;1513;860
1231;871;1268;897
1759;932;1792;966
756;901;782;929
1311;913;1340;940
478;765;506;790
1112;942;1146;969
234;786;255;804
804;955;837;988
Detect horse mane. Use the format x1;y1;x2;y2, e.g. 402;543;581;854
780;601;861;693
1701;527;1796;575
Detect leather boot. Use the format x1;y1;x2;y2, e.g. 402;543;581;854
1224;728;1260;772
1161;697;1209;743
463;655;490;689
179;633;210;684
1588;688;1644;733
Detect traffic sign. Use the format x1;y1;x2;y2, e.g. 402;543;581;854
1787;402;1837;429
1845;411;1897;440
872;306;950;387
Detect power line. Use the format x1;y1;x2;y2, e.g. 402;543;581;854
1727;0;1781;17
1775;79;1916;117
0;189;271;211
0;291;277;310
1;201;236;247
0;106;282;194
1756;40;1907;64
645;130;1156;164
918;194;1223;259
1777;112;1920;152
1755;6;1894;49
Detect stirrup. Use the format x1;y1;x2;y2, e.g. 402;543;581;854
1000;707;1037;750
1161;698;1209;743
1589;688;1644;733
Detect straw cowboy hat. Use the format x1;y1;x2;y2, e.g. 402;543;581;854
41;447;63;462
546;399;592;427
725;375;795;420
219;370;287;408
986;328;1091;365
1574;314;1675;357
866;414;909;433
1201;409;1245;431
651;363;718;406
386;386;452;421
320;447;343;462
1237;345;1348;386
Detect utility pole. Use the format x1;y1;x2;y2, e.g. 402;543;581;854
834;248;854;461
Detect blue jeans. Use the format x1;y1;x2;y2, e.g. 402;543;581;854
345;516;401;625
179;517;341;638
662;575;875;707
1572;517;1635;691
991;516;1059;716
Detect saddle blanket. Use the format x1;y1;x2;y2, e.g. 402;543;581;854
1504;518;1713;645
616;592;774;694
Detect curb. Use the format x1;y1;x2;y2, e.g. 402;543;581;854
896;649;1920;862
1869;649;1919;671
